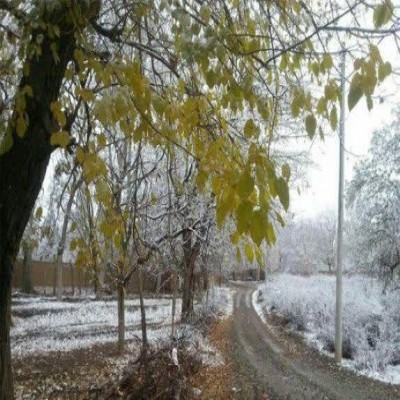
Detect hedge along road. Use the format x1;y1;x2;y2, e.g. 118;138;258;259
228;282;400;400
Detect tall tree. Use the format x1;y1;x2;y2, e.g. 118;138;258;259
347;115;400;288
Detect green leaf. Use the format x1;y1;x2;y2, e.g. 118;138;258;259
245;243;254;263
250;210;267;246
266;222;276;245
238;169;254;198
275;177;289;211
316;98;326;115
348;84;363;111
322;53;333;70
244;119;259;138
236;200;253;233
255;248;263;267
281;163;291;181
305;114;316;139
378;61;392;81
366;95;373;111
330;106;338;131
236;247;242;263
373;1;393;28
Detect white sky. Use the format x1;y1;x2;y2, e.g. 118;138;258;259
291;79;397;217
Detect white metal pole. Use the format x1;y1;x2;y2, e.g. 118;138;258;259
335;50;346;364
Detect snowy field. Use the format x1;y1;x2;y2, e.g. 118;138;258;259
11;294;182;358
253;274;400;385
11;286;235;359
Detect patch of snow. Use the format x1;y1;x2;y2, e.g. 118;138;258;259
251;289;267;324
202;286;235;317
254;274;400;386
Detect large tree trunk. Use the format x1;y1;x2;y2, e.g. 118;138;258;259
0;1;100;395
0;260;13;399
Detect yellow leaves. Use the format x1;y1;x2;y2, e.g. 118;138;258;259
245;243;254;263
35;207;43;220
373;1;393;28
50;131;70;148
16;115;27;138
348;46;392;111
236;200;253;234
95;179;110;205
291;89;309;118
100;219;114;239
73;49;85;68
75;87;95;102
205;69;217;88
322;54;333;71
230;231;241;245
77;149;107;183
200;6;211;23
324;81;339;102
243;119;259;139
97;133;107;148
50;101;66;128
238;168;254;198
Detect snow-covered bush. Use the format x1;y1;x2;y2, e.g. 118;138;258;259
256;274;400;382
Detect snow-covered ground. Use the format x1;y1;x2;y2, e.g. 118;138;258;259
201;286;234;317
11;286;235;359
253;274;400;385
11;294;182;357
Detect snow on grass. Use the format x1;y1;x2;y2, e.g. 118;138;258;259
11;286;233;360
254;274;400;385
201;286;235;317
11;295;181;358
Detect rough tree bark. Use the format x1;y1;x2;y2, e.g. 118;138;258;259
181;229;201;322
0;2;100;398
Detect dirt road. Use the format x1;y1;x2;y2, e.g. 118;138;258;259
229;282;400;400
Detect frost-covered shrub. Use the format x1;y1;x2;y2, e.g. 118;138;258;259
257;274;400;378
201;286;234;317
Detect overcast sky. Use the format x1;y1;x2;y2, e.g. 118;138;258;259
291;73;398;217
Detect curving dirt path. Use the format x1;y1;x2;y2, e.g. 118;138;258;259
229;282;400;400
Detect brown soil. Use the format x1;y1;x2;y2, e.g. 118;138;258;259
190;318;270;399
13;340;140;399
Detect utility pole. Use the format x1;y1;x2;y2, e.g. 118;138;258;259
335;50;346;364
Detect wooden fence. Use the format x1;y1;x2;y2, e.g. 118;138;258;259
12;260;226;295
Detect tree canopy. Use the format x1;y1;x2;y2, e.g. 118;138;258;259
0;0;397;252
